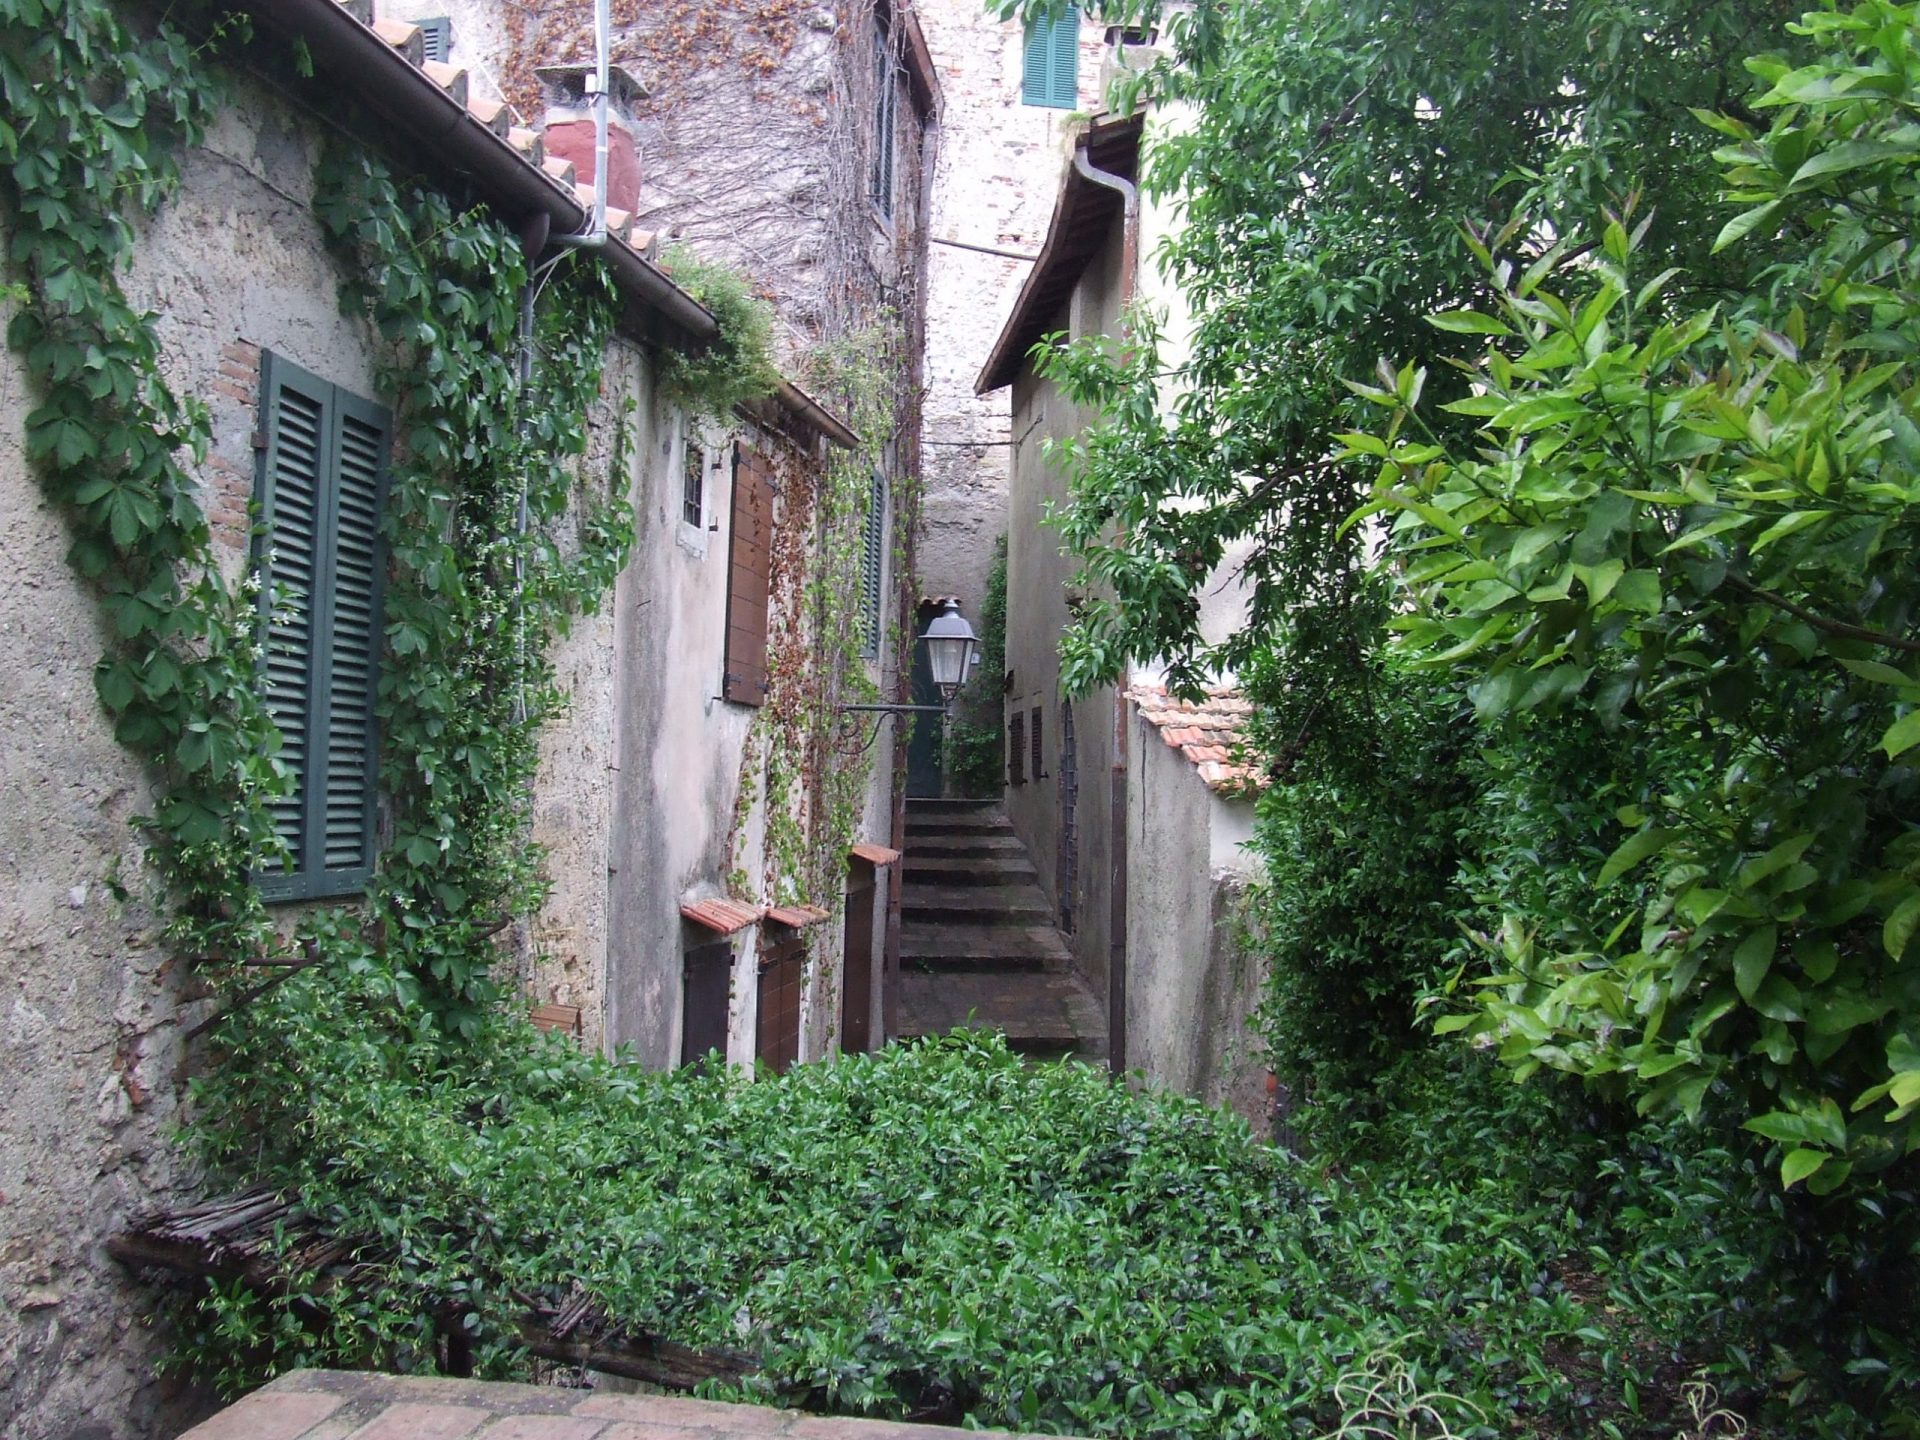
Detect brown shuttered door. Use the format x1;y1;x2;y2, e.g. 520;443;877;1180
842;864;877;1054
755;928;805;1074
681;938;733;1070
724;441;774;706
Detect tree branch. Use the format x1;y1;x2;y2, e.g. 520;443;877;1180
1722;573;1920;655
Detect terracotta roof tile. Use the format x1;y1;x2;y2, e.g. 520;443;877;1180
530;1003;582;1038
541;154;578;187
680;897;761;935
421;59;468;106
370;16;422;63
468;95;510;136
1128;683;1268;797
850;842;902;866
765;904;831;928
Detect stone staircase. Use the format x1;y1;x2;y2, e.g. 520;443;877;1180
897;798;1106;1062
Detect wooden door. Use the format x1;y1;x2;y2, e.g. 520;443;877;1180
755;928;805;1074
681;939;733;1070
842;866;877;1054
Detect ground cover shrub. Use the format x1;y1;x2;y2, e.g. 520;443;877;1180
183;964;1915;1437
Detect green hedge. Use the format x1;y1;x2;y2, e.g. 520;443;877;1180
183;966;1917;1436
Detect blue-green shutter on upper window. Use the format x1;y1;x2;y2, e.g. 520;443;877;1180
860;469;885;658
1022;5;1079;109
417;16;452;63
254;352;391;903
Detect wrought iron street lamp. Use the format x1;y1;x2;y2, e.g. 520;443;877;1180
841;599;980;732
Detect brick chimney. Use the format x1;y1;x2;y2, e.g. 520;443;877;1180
535;63;646;217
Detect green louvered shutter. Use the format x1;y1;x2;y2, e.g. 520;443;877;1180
417;16;452;63
254;353;390;901
1022;5;1079;109
860;469;885;658
323;393;389;888
257;356;327;891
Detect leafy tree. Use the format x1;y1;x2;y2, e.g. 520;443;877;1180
996;0;1795;719
993;0;1799;1099
1360;0;1920;1189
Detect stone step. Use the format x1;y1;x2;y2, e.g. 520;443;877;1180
898;970;1106;1061
905;815;1015;838
901;923;1070;970
902;883;1052;926
905;797;1005;816
904;856;1036;885
905;835;1029;860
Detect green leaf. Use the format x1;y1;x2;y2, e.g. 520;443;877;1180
1597;827;1678;888
1790;139;1904;187
1427;310;1513;336
1733;926;1777;1002
1883;891;1920;958
1713;201;1782;253
1780;1148;1827;1188
1613;569;1662;615
1750;510;1826;552
1879;711;1920;759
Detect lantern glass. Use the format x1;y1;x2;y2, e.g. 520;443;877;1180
920;601;978;703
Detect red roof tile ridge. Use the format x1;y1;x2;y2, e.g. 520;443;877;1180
679;896;762;935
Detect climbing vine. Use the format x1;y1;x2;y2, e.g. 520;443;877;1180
718;316;902;1026
0;0;282;972
308;142;631;1032
655;243;780;423
0;0;631;1042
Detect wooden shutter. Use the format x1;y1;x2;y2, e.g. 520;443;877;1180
860;469;884;658
842;863;877;1055
1030;704;1044;781
254;352;390;901
723;441;774;706
1022;5;1079;108
681;938;733;1069
1049;7;1080;108
1008;709;1026;786
756;929;805;1074
324;394;388;886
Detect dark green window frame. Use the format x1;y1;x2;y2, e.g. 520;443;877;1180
870;20;899;218
252;351;392;903
860;469;885;659
1021;4;1080;109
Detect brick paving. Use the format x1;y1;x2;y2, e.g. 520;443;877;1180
178;1370;1062;1440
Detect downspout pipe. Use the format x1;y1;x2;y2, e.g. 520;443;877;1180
1071;142;1140;1078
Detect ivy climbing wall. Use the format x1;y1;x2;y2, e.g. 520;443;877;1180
0;67;393;1440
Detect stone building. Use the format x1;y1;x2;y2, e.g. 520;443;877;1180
0;4;921;1435
907;0;1110;788
971;100;1269;1124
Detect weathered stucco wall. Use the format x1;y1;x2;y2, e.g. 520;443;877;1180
1126;710;1269;1128
1001;213;1128;1006
0;77;393;1440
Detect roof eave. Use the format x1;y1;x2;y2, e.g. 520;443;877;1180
239;0;718;349
975;113;1145;395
